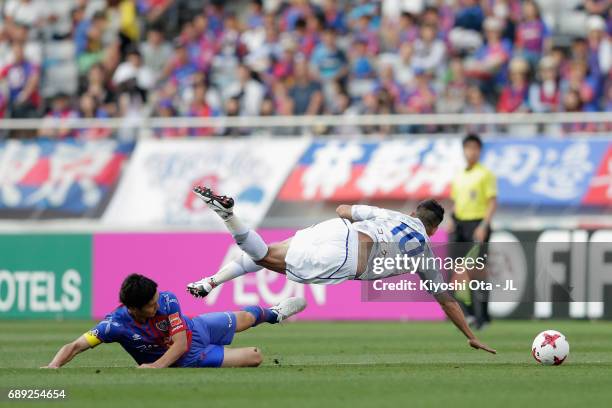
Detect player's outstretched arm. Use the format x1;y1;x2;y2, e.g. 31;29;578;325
42;335;92;368
434;292;497;354
139;330;189;369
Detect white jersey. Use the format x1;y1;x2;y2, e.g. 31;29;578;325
351;205;442;286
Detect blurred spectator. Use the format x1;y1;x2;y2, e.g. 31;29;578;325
244;20;281;74
0;90;6;120
224;64;265;116
77;11;120;75
310;27;348;83
141;26;173;84
138;0;178;35
106;0;140;55
497;57;530;113
561;89;596;133
270;81;294;116
584;0;611;16
77;94;112;140
112;49;155;94
322;0;346;34
75;11;106;56
153;98;185;137
187;82;215;137
352;12;379;55
182;72;221;113
348;37;376;97
268;38;296;82
412;23;446;75
192;14;218;71
350;38;375;80
0;24;10;69
561;60;598;111
514;0;551;67
528;56;561;113
38;93;78;139
4;0;46;37
378;61;402;101
438;56;469;114
7;24;42;65
464;85;496;134
399;68;436;115
586;15;611;81
0;42;40;118
162;41;197;91
465;17;512;95
381;42;415;87
289;59;323;115
82;63;117;116
247;0;265;29
455;0;485;32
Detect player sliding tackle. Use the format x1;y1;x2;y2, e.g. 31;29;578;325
43;274;306;368
187;187;496;354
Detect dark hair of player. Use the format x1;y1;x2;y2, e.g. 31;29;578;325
462;133;483;149
415;199;445;230
119;274;158;309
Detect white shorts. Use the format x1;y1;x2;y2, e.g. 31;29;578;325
285;218;358;284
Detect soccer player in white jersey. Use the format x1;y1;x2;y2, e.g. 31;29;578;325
187;186;496;354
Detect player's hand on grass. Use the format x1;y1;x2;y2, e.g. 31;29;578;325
138;363;159;369
40;365;59;369
468;338;496;354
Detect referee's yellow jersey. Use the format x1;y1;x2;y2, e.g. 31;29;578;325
451;163;497;221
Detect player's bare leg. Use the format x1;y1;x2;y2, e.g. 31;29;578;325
187;186;290;298
220;297;307;367
221;347;263;367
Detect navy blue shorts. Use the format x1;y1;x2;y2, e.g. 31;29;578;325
178;312;237;368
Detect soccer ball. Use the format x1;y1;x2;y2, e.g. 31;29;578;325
531;330;570;366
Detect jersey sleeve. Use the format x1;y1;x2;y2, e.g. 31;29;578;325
159;292;188;337
351;205;403;221
351;205;381;221
83;318;122;348
483;170;497;200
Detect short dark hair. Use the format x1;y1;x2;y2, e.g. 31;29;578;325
462;133;483;148
415;199;445;231
119;274;158;309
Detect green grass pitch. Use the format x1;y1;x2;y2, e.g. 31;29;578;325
1;320;611;407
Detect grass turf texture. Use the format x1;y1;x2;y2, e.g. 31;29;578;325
1;320;611;407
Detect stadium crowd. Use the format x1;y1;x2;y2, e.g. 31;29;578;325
0;0;610;138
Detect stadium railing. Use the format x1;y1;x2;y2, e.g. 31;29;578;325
0;111;610;138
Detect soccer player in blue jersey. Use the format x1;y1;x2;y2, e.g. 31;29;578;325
43;274;306;369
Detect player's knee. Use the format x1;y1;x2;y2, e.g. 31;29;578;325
247;347;263;367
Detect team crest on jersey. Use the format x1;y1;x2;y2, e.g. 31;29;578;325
155;320;169;332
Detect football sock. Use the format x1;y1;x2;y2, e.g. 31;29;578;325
210;253;263;287
224;215;268;261
242;305;279;326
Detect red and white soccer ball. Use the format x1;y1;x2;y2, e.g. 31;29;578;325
531;330;570;366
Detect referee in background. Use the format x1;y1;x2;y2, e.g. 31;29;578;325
449;134;497;330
